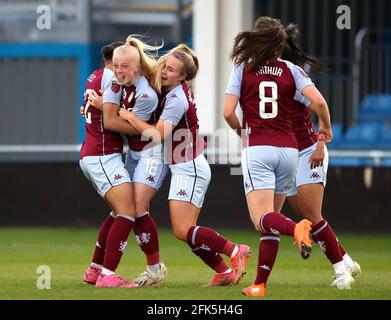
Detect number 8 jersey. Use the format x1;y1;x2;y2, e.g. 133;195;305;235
225;59;314;149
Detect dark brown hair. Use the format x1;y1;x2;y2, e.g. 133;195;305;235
230;16;287;72
282;23;326;73
101;41;125;62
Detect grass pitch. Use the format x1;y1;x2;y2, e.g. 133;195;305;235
0;227;390;300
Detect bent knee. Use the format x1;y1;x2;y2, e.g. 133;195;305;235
172;225;189;242
134;200;149;214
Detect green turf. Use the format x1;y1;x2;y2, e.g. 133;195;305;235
0;227;390;300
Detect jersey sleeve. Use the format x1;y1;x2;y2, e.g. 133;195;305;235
294;90;311;107
103;75;122;106
225;64;244;97
160;95;189;126
290;64;314;93
132;87;158;121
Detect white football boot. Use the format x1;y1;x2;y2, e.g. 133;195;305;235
133;261;167;287
348;261;361;279
330;271;354;289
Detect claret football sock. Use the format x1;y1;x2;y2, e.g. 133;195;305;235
103;215;134;272
255;232;280;285
260;212;295;236
91;212;116;265
311;219;343;264
134;211;160;265
189;243;230;273
186;226;236;257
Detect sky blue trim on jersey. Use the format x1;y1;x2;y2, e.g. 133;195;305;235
0;43;99;143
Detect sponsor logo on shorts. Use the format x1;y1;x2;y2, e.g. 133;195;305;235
176;189;188;197
146;175;155;183
310;172;321;179
114;174;124;181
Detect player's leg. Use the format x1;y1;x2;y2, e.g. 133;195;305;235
168;154;249;286
132;182;166;286
293;144;356;288
82;154;137;288
168;200;239;286
127;149;169;286
95;181;139;288
83;211;117;283
294;184;355;288
243;146;310;252
242;146;310;297
80;154;134;286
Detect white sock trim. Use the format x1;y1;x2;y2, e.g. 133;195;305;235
116;214;135;222
221;268;233;274
191;226;200;246
333;260;347;275
136;211;149;219
147;263;161;274
90;262;102;269
101;267;115;276
259;212;271;232
109;211;116;218
343;253;355;267
312;221;328;236
260;236;280;241
230;245;239;258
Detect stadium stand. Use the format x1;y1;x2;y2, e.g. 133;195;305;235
357;95;391;123
327;123;343;149
339;122;381;150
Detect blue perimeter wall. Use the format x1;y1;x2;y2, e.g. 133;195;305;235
0;43;102;143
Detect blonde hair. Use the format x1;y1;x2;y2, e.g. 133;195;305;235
155;44;199;91
126;35;163;91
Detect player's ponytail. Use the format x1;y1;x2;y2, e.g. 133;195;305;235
126;35;164;91
171;44;199;81
231;16;287;72
153;44;199;92
283;23;327;73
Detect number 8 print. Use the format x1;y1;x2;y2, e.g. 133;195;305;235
259;81;278;119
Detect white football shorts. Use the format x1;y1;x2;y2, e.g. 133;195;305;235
79;153;131;197
168;153;211;208
124;145;169;191
241;145;298;195
287;143;329;197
